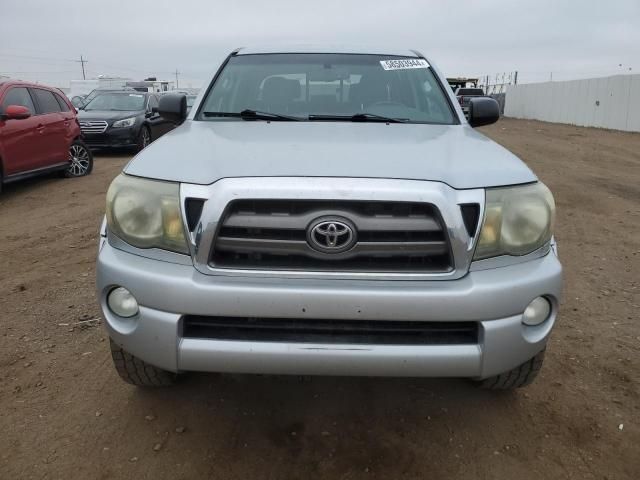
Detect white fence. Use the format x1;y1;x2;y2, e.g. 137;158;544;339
505;74;640;132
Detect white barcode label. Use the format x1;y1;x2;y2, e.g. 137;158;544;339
380;59;429;70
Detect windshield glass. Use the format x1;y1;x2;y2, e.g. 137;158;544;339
83;89;103;105
83;89;130;106
84;93;146;111
199;53;456;124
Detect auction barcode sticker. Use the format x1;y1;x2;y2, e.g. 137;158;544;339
380;59;429;70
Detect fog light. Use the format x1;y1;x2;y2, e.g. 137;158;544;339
522;296;551;326
107;287;139;318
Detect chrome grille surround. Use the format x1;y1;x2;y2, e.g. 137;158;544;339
211;200;453;272
79;120;108;134
181;177;485;281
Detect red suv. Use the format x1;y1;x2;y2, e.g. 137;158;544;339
0;79;93;193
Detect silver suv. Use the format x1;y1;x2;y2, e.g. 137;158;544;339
97;47;562;389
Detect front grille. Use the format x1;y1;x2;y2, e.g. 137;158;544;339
183;316;478;345
79;121;108;134
210;200;453;272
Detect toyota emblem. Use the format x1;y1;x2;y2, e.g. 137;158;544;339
307;217;357;253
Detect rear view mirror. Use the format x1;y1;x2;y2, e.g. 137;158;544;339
468;97;500;127
2;105;31;120
308;68;349;82
158;94;187;123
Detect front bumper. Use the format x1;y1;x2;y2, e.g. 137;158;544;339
83;127;138;148
97;241;562;378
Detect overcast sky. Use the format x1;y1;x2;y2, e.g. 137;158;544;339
1;0;639;88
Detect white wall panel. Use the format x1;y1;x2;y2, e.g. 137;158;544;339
628;75;640;132
504;74;640;132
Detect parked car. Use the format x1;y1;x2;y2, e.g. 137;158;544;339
0;79;93;193
77;91;176;151
98;47;561;389
455;87;487;117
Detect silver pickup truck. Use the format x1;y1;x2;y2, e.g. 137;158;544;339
97;46;562;389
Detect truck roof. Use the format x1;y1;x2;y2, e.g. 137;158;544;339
235;45;422;57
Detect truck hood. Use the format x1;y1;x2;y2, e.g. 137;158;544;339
125;121;537;189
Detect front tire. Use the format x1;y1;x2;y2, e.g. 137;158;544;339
479;349;546;390
65;140;93;177
136;126;151;152
109;339;176;387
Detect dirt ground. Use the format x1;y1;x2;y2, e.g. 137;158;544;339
0;118;638;479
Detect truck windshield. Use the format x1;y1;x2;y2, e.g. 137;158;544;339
199;53;456;124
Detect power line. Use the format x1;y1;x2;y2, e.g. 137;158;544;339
0;52;77;62
0;70;77;74
0;52;205;80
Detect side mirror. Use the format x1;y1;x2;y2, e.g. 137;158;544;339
158;94;187;123
2;105;31;120
71;96;86;108
468;97;500;127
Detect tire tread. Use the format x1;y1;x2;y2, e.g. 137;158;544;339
109;339;175;387
480;349;546;390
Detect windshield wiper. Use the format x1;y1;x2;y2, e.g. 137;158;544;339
202;109;301;121
308;113;408;123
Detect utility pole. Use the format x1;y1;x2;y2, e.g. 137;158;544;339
514;70;518;85
77;55;87;80
174;69;180;89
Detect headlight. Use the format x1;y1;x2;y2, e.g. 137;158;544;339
106;174;188;254
474;182;555;260
112;117;136;128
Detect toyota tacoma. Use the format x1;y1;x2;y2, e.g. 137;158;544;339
97;47;562;389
